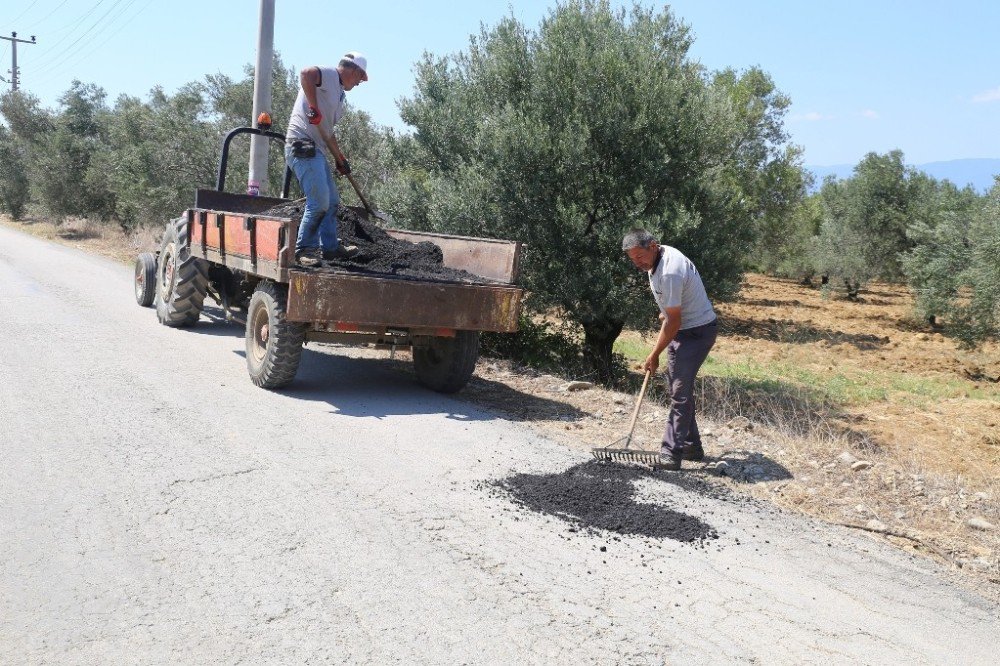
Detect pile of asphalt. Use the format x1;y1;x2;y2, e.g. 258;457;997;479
485;461;729;545
259;201;491;284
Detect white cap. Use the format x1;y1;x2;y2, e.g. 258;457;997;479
342;51;368;81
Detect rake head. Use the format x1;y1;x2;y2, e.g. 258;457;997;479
591;446;662;466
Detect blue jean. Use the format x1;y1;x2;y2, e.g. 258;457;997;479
284;144;340;252
661;319;718;455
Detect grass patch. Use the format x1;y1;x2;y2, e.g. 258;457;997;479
705;356;1000;406
613;335;648;364
616;334;1000;408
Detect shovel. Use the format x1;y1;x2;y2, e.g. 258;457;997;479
314;123;394;226
591;369;663;467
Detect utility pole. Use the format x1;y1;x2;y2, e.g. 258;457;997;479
248;0;275;196
0;32;37;92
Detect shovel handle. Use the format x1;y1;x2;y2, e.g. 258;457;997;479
624;369;652;443
345;172;375;215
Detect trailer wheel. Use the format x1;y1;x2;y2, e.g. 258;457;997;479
413;331;480;393
246;281;304;389
155;217;209;327
134;252;157;307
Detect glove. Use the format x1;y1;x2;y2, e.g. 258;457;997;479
306;105;322;125
336;159;352;176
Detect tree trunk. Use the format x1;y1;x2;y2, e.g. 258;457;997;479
581;317;625;385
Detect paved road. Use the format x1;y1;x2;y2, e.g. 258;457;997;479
1;224;997;665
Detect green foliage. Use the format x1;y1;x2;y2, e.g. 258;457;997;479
482;314;631;383
0;90;52;219
0;53;395;230
0;123;30;219
900;181;979;318
386;0;803;381
481;316;584;371
813;150;930;286
98;83;221;230
753;191;823;276
902;178;999;345
28;81;116;221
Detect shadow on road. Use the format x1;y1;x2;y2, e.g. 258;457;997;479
174;308;585;423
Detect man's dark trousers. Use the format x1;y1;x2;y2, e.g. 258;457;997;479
662;320;718;455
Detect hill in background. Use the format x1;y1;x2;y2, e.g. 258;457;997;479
807;158;1000;193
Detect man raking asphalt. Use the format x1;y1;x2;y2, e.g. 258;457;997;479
593;229;718;470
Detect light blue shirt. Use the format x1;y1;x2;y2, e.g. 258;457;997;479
648;245;716;330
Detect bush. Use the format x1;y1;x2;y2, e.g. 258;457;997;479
0;125;29;219
481;316;583;371
481;314;630;383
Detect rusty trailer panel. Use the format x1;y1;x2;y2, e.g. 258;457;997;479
187;208;297;281
385;229;521;284
286;270;522;332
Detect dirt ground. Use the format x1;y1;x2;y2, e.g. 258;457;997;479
714;275;1000;479
4;215;998;594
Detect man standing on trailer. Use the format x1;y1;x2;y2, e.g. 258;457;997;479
284;51;368;266
622;229;718;471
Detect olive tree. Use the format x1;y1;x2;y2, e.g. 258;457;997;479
903;179;998;344
97;83;221;229
385;0;802;381
0;124;30;219
813;150;936;295
0;90;52;219
29;81;116;221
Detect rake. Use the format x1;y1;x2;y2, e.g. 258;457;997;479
591;369;662;467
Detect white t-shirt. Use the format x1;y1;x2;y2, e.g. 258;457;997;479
648;245;716;330
286;66;346;157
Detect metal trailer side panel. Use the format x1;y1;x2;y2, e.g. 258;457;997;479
286;271;522;332
187;208;296;281
385;229;522;284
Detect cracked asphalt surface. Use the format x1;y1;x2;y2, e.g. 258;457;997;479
1;224;998;665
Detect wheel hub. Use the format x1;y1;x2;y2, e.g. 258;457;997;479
160;247;176;299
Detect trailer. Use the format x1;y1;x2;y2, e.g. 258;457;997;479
134;126;523;393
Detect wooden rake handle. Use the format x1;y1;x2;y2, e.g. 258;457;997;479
624;369;652;445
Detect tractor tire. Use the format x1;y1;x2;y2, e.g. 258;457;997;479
155;217;209;327
134;252;157;307
245;281;304;389
413;331;480;393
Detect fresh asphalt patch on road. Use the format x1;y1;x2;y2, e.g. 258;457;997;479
482;460;774;547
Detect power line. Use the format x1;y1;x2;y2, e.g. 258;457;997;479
32;0;150;81
27;0;108;69
25;0;74;31
28;0;129;75
9;0;42;25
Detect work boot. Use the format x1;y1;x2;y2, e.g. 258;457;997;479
323;244;359;261
682;443;705;461
295;248;321;267
658;449;683;471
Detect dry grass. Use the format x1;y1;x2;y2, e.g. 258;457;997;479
1;214;160;264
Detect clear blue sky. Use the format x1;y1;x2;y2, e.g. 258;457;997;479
2;0;998;166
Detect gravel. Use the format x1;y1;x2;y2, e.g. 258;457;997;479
485;461;734;544
259;202;495;285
